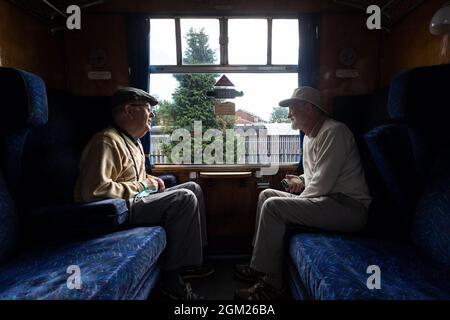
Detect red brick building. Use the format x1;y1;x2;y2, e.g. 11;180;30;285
235;109;266;124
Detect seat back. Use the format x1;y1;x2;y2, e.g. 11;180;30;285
20;91;112;208
332;88;405;239
390;64;450;269
365;64;450;249
0;67;49;259
0;68;48;195
411;149;450;270
0;171;18;264
388;64;450;180
364;123;418;238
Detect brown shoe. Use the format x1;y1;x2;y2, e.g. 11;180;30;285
160;283;205;300
235;279;286;300
180;264;215;280
234;263;265;283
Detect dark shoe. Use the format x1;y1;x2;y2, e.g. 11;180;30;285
235;279;286;300
180;263;215;280
160;283;205;300
234;263;265;283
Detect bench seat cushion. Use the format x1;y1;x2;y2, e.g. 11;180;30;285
0;227;166;300
289;233;450;300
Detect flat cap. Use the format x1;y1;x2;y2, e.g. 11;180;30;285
111;87;158;108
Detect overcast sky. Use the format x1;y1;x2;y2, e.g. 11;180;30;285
149;19;299;121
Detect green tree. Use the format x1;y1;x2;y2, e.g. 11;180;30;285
161;28;218;132
161;28;235;163
270;106;290;123
183;28;217;65
172;28;218;131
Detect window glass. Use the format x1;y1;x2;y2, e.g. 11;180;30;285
150;19;176;65
181;19;220;65
228;19;268;65
272;19;299;64
149;73;299;165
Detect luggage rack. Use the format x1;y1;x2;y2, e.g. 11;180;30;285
333;0;426;31
7;0;111;31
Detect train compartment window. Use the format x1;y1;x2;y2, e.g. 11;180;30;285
149;17;300;166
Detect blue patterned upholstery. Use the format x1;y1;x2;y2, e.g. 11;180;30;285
365;124;419;237
388;64;450;179
0;68;48;129
29;199;129;239
411;151;450;271
158;175;178;189
286;256;310;300
388;64;450;125
0;171;18;264
332;89;406;239
0;68;48;194
0;227;166;300
289;234;450;300
20;91;112;208
0;67;47;263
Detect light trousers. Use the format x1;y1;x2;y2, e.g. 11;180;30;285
250;189;368;277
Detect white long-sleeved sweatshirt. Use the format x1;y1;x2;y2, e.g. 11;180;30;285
300;118;372;208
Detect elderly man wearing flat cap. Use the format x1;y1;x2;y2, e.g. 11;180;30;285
74;87;212;300
235;86;372;300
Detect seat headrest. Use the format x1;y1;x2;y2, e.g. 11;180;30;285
0;68;48;129
388;64;450;127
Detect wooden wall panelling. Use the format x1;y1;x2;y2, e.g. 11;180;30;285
63;14;129;96
198;175;257;253
319;14;382;113
380;0;450;85
95;0;345;15
0;0;65;88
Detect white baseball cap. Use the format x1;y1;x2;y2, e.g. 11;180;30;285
279;86;330;115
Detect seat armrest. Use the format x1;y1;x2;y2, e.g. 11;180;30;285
157;174;178;188
27;199;129;239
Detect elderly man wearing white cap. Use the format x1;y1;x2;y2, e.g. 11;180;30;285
235;86;372;300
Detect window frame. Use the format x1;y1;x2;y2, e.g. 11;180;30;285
149;15;301;168
149;16;300;74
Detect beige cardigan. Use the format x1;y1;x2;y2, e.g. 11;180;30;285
74;127;147;203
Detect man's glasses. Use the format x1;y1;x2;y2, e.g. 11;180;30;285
128;103;153;113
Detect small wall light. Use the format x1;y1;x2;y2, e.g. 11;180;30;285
430;2;450;35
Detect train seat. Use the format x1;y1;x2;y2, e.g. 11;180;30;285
0;67;166;300
287;64;450;300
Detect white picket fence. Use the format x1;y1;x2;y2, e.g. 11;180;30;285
150;134;301;164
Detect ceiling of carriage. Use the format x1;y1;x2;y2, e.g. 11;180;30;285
7;0;426;31
6;0;111;28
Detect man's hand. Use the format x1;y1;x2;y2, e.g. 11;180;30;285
147;175;165;192
143;177;159;192
286;175;305;194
